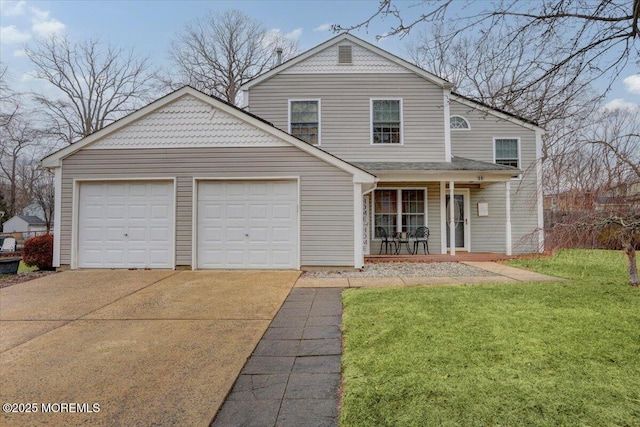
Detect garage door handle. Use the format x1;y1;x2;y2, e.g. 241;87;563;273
245;234;249;237
124;233;128;237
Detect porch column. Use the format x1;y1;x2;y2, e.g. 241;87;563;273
354;183;364;269
52;167;62;267
440;181;447;254
449;181;456;256
505;181;512;256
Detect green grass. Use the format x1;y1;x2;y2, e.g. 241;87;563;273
18;261;37;273
340;250;640;426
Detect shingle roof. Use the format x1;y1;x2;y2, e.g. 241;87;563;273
352;157;520;173
17;215;45;225
451;92;541;128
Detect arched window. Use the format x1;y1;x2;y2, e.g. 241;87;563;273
450;115;470;130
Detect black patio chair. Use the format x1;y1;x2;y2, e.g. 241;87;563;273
375;227;396;255
412;226;430;255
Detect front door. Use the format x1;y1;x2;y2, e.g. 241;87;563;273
446;190;470;250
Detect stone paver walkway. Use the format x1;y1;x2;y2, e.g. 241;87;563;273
211;288;342;427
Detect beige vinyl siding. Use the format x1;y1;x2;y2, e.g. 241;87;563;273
248;73;446;163
60;146;354;267
451;100;540;254
369;182;441;255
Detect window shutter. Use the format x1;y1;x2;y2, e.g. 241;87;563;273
338;45;352;64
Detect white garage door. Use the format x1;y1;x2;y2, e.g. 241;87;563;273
197;180;298;269
78;181;174;268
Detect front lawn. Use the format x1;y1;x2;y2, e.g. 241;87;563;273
340;250;640;426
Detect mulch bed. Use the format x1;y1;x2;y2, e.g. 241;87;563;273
0;271;57;289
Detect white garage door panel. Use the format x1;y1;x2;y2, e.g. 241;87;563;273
78;182;174;269
197;180;298;269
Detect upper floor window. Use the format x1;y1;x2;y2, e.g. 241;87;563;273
371;99;402;144
289;100;320;145
450;115;470;130
494;138;520;168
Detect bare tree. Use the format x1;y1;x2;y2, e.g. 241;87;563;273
25;36;155;145
587;107;640;181
335;0;639;89
23;165;55;233
0;109;38;218
165;9;298;104
0;64;19;130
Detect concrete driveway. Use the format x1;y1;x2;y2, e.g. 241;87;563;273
0;269;299;427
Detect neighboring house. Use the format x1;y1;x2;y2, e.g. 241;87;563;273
544;182;639;213
544;189;596;212
42;33;543;270
2;215;47;238
595;181;640;212
22;202;46;221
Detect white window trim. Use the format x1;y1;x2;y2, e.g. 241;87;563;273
371;188;428;236
370;98;404;145
493;137;522;180
450;115;471;130
288;99;321;146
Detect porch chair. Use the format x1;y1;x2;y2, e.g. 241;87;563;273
375;227;396;255
412;226;430;255
1;237;17;253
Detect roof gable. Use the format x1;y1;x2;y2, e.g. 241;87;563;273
87;94;286;149
41;86;375;183
17;215;45;225
241;33;452;90
281;40;410;74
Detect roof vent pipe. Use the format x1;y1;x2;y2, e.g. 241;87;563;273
276;48;283;66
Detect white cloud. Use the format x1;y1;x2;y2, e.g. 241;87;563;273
313;23;332;32
623;74;640;95
0;24;30;44
264;27;302;47
31;18;65;37
12;48;26;57
28;5;49;21
0;0;27;17
29;6;65;37
285;28;303;41
20;70;38;82
603;98;639;112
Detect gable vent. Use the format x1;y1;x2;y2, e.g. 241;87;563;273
338;45;353;65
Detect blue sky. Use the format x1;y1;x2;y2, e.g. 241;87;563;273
1;0;638;109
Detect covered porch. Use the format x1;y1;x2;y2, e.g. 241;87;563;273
356;157;521;258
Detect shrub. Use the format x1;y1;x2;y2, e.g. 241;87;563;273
23;234;54;270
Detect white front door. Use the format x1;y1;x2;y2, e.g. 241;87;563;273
196;180;298;269
77;181;175;268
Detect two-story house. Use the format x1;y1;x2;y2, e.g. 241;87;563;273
42;33;543;270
